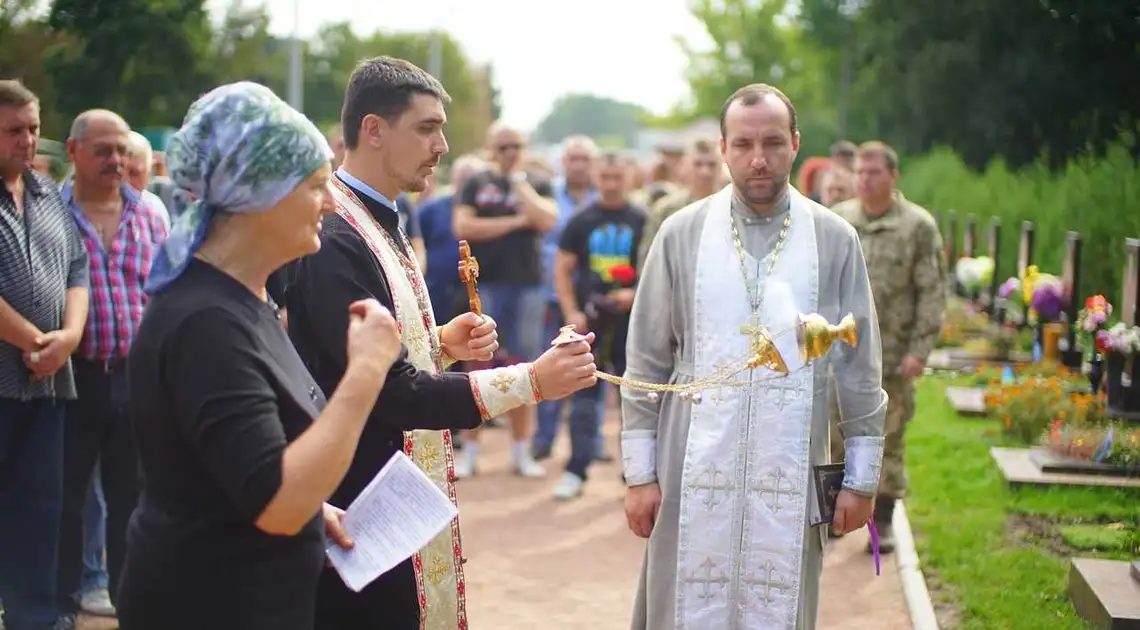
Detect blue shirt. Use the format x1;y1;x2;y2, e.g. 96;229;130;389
543;179;596;302
416;193;460;317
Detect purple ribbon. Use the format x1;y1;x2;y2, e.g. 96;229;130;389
868;521;882;576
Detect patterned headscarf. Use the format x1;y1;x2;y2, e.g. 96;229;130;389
145;81;332;294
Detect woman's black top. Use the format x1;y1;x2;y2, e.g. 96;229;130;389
118;260;329;630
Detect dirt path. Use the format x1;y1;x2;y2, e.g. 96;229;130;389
459;409;914;630
78;409;913;630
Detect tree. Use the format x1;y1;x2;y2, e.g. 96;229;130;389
0;0;70;136
532;93;648;146
678;0;845;161
44;0;215;129
300;25;490;157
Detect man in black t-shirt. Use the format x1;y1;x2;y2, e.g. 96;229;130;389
451;124;558;478
552;150;647;500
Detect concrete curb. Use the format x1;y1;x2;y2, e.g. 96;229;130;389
895;500;940;630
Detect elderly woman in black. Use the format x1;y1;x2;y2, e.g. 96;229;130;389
118;82;401;630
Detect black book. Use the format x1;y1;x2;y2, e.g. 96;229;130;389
809;463;846;526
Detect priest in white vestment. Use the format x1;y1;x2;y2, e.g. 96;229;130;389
621;84;888;630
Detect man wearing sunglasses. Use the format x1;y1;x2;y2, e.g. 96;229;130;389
452;123;559;479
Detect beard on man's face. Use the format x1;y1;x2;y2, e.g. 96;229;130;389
735;172;787;205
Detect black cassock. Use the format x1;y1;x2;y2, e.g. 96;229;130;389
269;175;482;630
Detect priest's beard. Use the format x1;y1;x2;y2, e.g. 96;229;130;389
736;173;789;209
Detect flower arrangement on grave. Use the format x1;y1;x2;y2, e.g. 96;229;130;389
954;255;995;300
1099;322;1140;357
1074;295;1114;393
1025;266;1065;323
986;376;1073;443
1040;392;1140;468
997;265;1064;325
1098;322;1140;415
971;360;1073;388
938;297;992;348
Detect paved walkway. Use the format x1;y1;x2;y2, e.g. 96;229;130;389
460;408;913;630
78;408;913;630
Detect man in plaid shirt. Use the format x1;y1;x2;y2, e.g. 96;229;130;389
54;110;167;629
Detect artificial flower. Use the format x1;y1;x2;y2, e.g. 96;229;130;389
609;264;637;286
1029;274;1064;321
954;256;995;292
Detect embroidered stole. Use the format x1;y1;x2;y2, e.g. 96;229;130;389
330;178;468;630
675;185;819;629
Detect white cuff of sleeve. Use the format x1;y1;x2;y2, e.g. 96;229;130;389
622;430;657;486
842;435;884;495
468;363;540;421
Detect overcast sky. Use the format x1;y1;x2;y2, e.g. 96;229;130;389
206;0;713;130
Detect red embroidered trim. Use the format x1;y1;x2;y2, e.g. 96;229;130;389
332;178;466;629
468;374;491;420
527;363;543;402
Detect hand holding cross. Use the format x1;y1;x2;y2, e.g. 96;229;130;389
457;240;482;316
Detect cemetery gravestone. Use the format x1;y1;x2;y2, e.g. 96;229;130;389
1122;238;1140;328
987;217;1002;318
962;214;977;257
1060;231;1083;368
1017;221;1035;326
1107;238;1140;420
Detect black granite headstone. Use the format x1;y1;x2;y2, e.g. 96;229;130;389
1108;238;1140;422
1017;221;1036;326
986;217;1002;318
1061;232;1083;368
962;214;977;258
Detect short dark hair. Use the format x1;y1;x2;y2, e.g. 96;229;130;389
830;140;857;159
0;80;38;109
858;140;900;171
719;83;797;138
340;56;451;150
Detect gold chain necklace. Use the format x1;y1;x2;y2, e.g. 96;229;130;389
732;210;791;331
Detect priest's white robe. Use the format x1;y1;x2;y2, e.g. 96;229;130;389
621;185;888;630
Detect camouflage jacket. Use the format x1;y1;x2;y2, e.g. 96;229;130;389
638;190;696;267
832;192;947;373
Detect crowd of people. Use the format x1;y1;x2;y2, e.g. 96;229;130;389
0;51;944;630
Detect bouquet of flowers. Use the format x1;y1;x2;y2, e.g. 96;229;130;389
1023;265;1064;322
1099;322;1140;356
1075;295;1113;361
997;275;1026;322
954;256;995;295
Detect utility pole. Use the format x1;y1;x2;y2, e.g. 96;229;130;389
428;30;443;82
287;0;303;112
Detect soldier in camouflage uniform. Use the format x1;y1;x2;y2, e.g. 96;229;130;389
831;141;946;554
637;137;721;266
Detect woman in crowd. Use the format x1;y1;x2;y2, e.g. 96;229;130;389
119;82;401;630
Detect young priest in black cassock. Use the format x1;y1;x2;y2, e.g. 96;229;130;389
270;56;597;630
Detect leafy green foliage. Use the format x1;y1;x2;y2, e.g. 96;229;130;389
901;136;1140;300
680;0;1140;171
532;93;648;147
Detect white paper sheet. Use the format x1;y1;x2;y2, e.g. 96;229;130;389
325;451;458;593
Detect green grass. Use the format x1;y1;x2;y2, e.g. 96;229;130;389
905;378;1140;630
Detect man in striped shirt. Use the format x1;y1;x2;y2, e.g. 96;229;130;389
54;110;166;628
0;80;91;630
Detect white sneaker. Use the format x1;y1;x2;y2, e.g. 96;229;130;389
454;449;476;479
514;454;546;478
553;472;584;500
79;588;116;617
